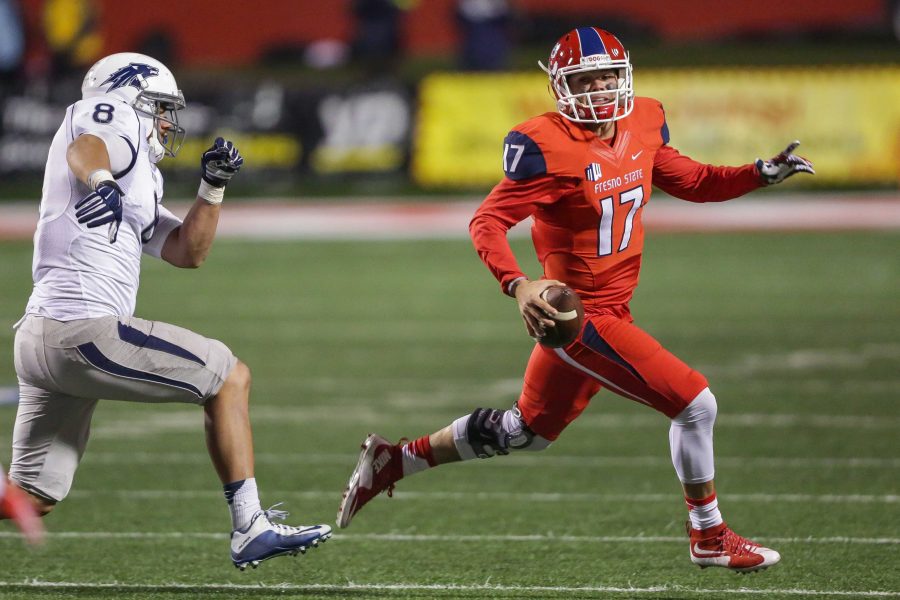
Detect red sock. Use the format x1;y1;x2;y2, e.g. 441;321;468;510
400;435;436;476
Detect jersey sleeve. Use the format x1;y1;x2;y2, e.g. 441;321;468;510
71;98;142;178
470;174;574;295
652;144;762;202
502;130;548;180
141;204;182;259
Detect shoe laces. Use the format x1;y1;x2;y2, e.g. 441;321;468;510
719;528;761;557
261;503;297;534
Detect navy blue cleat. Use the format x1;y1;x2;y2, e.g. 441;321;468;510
231;504;332;570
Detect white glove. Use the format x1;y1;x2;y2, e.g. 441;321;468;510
755;140;815;185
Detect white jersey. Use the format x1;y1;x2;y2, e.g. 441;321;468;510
25;93;182;321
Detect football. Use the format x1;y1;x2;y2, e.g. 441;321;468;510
536;285;585;348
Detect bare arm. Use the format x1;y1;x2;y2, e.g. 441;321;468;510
160;199;221;268
160;137;244;269
66;134;111;186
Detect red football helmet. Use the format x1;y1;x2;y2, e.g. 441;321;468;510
539;27;634;124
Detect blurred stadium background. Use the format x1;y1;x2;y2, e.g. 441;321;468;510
1;1;899;598
0;0;898;200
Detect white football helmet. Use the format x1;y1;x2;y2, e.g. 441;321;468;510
82;52;186;157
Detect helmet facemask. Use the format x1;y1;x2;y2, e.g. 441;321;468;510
134;89;186;158
541;59;634;124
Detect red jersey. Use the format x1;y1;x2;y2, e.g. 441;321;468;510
470;97;762;311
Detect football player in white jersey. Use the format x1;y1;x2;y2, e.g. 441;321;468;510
3;53;331;569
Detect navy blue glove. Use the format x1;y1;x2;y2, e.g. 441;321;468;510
755;141;815;185
201;137;243;188
75;181;124;243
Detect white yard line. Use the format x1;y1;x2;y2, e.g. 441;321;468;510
79;451;900;469
701;344;900;378
64;489;900;503
1;531;897;545
73;408;898;440
0;580;898;597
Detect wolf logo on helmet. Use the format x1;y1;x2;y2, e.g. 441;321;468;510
100;63;160;93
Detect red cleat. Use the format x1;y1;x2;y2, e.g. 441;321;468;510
1;482;45;546
336;433;402;529
688;522;779;573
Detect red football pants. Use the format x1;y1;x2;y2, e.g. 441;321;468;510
517;309;709;441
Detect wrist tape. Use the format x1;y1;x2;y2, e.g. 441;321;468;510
197;179;225;205
87;169;115;192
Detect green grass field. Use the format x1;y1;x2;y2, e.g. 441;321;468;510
0;231;898;599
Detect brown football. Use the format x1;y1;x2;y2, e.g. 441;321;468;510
536;285;585;348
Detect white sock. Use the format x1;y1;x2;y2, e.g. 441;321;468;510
224;478;262;531
686;493;723;531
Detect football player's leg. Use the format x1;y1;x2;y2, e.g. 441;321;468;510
449;343;600;460
21;315;330;566
670;388;717;498
561;314;778;571
337;344;598;528
204;360;253;486
7;382;98;515
207;361;330;570
11;316;100;514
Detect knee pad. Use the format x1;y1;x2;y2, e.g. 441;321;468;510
466;408;512;458
460;406;548;459
669;388;717;484
672;388;718;428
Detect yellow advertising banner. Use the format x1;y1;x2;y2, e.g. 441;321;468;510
413;68;900;188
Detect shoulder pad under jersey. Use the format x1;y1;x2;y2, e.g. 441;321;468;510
504;112;591;180
630;97;670;147
71;95;143;147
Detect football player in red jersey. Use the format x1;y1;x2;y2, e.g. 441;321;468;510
0;466;44;546
337;27;814;573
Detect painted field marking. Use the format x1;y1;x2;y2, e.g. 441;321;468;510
79;451;900;469
0;580;898;597
72;408;899;440
64;489;900;504
1;531;897;545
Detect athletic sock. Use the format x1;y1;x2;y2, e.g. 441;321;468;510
400;435;436;477
224;477;262;531
686;492;723;531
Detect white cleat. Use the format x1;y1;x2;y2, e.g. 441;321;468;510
231;504;331;570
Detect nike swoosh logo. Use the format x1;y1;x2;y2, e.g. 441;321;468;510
631;151;643;160
692;543;724;557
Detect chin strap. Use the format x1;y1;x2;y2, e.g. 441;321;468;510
147;130;166;164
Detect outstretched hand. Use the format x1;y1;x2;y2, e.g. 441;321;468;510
755;140;815;185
